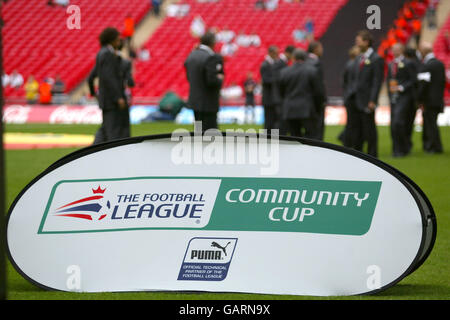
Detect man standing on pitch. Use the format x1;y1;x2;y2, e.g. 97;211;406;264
90;27;129;144
306;41;327;140
260;45;279;130
273;45;295;134
184;32;224;131
278;49;323;138
417;41;445;154
345;30;384;158
387;43;417;157
341;46;360;146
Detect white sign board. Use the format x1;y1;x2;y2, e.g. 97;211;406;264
7;133;436;295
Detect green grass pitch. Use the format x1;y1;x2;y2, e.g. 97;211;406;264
3;122;450;300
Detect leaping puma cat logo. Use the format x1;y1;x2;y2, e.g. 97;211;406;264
211;241;231;256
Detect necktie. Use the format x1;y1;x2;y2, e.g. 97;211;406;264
392;61;398;77
359;55;365;70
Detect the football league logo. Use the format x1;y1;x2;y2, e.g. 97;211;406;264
54;186;109;221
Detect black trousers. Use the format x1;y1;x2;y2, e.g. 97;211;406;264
422;108;443;153
276;105;288;135
194;111;218;131
390;98;414;156
355;110;378;157
405;103;417;152
317;107;325;141
286;118;318;139
263;105;278;131
93;108;130;144
343;99;363;149
345;99;377;158
245;95;255;124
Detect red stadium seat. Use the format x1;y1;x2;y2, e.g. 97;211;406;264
4;0;350;102
433;15;450;104
3;0;150;97
132;0;347;99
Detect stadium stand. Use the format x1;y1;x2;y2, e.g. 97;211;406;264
132;0;347;100
3;0;445;105
319;0;406;100
377;0;429;64
2;0;150;100
433;13;450;103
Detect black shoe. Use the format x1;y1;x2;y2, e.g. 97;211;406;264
407;143;412;154
424;149;443;154
393;152;407;158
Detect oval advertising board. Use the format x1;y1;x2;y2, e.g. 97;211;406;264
6;132;436;295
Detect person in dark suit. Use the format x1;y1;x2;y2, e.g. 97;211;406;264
88;38;135;142
278;49;323;139
404;47;421;151
274;45;295;77
273;45;295;134
387;43;418;157
260;45;279;130
116;38;136;105
345;30;384;158
306;41;327;140
184;32;224;131
88;27;129;144
417;41;445;153
243;72;257;123
340;46;360;146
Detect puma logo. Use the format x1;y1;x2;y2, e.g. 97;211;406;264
211;241;231;256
